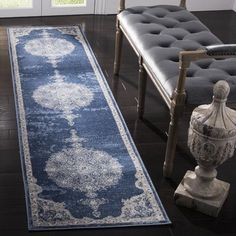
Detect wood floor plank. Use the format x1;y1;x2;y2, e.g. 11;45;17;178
0;11;235;236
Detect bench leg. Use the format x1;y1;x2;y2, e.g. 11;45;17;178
137;61;147;118
163;108;180;178
163;85;186;178
114;20;123;75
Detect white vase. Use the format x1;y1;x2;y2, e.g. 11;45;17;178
174;80;236;217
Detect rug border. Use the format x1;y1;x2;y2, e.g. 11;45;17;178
7;27;34;231
7;25;171;231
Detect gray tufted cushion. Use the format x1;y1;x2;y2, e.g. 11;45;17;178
119;5;236;104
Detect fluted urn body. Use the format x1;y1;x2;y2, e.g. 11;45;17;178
175;81;236;217
186;80;236;198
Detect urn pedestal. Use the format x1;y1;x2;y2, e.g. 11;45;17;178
174;80;236;217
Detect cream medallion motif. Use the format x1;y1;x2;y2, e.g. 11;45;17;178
9;27;168;227
27;29;124;218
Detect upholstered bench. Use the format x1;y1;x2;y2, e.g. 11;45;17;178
113;0;236;177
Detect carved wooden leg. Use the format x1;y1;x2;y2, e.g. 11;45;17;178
163;90;186;178
137;60;147;118
114;20;123;75
163;107;180;178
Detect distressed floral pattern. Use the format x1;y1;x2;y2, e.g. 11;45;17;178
46;143;123;194
8;26;170;230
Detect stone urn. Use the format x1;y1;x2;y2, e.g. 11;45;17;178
174;80;236;217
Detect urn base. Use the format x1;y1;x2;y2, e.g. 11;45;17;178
174;171;230;217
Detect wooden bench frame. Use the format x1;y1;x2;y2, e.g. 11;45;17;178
114;0;236;178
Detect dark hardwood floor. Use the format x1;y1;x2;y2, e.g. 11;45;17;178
0;10;236;236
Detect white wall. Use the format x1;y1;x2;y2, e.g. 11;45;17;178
188;0;234;11
233;0;236;11
99;0;235;14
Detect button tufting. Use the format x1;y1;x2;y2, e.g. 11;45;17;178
131;11;143;14
226;71;235;76
159;44;171;48
211;80;219;84
178;18;188;22
169;57;179;62
174;35;184;40
150;31;161;35
165;25;174;28
188;30;199;34
119;5;236;104
199;42;210;46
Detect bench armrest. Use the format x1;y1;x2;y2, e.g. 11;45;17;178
206;44;236;56
174;44;236;103
180;44;236;68
118;0;187;12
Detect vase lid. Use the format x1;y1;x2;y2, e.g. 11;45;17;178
190;80;236;138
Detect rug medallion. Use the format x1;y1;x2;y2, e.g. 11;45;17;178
8;26;170;230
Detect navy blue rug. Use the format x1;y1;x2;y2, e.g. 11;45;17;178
8;26;170;231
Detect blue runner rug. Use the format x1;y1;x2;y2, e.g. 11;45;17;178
8;26;170;231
